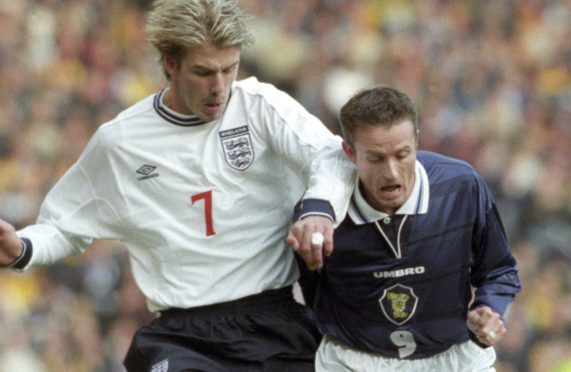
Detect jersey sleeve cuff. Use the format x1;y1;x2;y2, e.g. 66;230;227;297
293;198;335;222
8;237;33;270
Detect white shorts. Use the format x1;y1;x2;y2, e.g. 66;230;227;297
316;335;496;372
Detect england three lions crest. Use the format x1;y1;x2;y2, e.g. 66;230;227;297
379;283;418;325
219;125;254;171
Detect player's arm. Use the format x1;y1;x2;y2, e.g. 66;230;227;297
302;136;356;223
7;128;124;269
287;144;356;270
261;88;355;269
469;189;521;315
468;175;522;345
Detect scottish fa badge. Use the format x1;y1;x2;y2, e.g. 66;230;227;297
379;283;418;325
219;125;254;171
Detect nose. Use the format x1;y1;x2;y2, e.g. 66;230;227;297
383;159;399;180
210;73;225;95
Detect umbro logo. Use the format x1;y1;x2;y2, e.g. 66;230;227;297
136;164;159;181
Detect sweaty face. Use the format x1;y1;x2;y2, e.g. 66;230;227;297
164;42;240;122
343;120;418;215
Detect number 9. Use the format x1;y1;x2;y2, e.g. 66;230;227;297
390;330;417;359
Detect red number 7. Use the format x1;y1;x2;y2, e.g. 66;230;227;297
191;190;216;236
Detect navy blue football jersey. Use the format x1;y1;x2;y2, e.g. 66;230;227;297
301;151;521;360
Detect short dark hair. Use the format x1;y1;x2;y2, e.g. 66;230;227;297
339;85;419;145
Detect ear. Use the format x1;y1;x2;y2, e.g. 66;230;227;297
342;141;357;164
164;55;178;79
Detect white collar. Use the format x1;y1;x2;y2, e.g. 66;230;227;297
348;160;430;225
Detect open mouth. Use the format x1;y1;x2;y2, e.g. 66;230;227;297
381;185;401;193
380;185;402;200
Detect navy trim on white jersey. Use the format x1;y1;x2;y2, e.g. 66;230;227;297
153;89;207;127
293;198;335;222
8;238;33;270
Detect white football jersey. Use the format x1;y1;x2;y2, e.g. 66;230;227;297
17;77;354;311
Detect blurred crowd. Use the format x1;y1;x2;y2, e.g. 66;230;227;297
0;0;569;371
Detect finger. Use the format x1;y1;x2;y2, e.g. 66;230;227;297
310;232;324;270
311;232;324;246
288;230;317;270
480;316;504;340
480;327;504;346
322;229;333;256
472;309;504;345
298;229;317;270
467;312;481;333
472;306;494;328
286;231;300;251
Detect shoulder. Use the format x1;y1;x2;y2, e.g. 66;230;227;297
233;76;281;96
92;93;158;149
113;93;157;126
418;151;478;178
232;77;303;110
84;94;157;154
418;151;489;197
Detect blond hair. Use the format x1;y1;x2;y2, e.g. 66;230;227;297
146;0;254;77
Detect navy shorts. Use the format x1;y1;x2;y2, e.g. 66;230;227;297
123;286;321;371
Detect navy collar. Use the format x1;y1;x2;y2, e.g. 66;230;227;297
153;88;207;127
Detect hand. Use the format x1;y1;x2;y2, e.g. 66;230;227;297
467;306;506;346
286;216;333;271
0;219;24;267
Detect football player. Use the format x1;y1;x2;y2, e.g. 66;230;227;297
291;85;521;371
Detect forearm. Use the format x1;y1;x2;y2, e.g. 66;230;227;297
17;223;92;267
471;268;521;317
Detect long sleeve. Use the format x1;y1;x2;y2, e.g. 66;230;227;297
16;127;124;269
246;78;355;224
469;175;522;317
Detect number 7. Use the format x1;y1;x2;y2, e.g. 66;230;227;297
191;190;216;236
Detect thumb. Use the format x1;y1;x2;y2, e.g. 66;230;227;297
467;310;481;332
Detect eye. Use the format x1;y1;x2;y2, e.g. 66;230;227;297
223;64;238;74
194;70;211;77
397;151;410;160
366;155;384;163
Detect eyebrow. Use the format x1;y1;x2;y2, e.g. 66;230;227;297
365;145;412;157
193;61;240;73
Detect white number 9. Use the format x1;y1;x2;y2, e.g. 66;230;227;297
390;330;417;359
